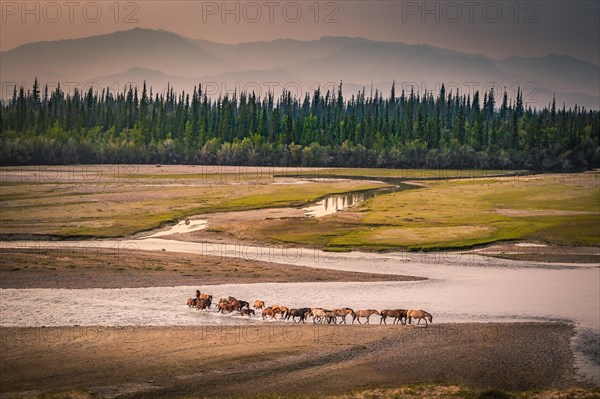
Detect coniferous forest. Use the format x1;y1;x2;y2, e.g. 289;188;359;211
1;79;598;170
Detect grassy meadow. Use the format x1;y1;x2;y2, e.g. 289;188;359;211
1;166;598;251
0;165;387;237
254;172;600;250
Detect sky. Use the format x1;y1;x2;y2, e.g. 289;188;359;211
1;0;599;64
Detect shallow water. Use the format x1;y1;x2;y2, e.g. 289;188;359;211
303;185;409;217
142;219;207;238
2;269;597;329
2;241;598;331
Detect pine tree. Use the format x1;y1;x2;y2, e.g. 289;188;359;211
31;78;41;111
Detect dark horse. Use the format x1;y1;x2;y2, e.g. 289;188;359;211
285;308;310;323
240;308;255;317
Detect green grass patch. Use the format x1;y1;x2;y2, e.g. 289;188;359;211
259;173;599;250
1;178;386;238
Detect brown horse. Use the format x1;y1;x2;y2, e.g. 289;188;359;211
323;310;337;324
407;309;433;326
332;308;354;324
186;298;196;308
379;309;407;325
218;302;235;313
195;298;211;310
253;300;265;309
352;309;380;324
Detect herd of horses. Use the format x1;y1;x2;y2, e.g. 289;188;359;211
187;292;433;327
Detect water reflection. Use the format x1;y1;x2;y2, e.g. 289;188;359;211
303;185;409;217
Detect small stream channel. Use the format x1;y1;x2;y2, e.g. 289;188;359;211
303;183;412;217
143;180;413;237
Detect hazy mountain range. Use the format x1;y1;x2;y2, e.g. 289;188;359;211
1;27;598;109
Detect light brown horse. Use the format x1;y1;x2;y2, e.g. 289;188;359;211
379;309;407;325
407;309;433;327
271;305;282;313
253;300;265;309
332;308;354;324
352;309;380;324
310;308;326;323
271;305;288;319
262;307;276;319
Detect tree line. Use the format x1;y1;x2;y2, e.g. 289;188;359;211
1;79;598;170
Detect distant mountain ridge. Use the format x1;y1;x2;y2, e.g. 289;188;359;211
495;53;599;97
1;28;598;109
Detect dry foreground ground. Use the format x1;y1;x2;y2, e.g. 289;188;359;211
1;166;599;398
0;323;589;399
0;249;422;289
